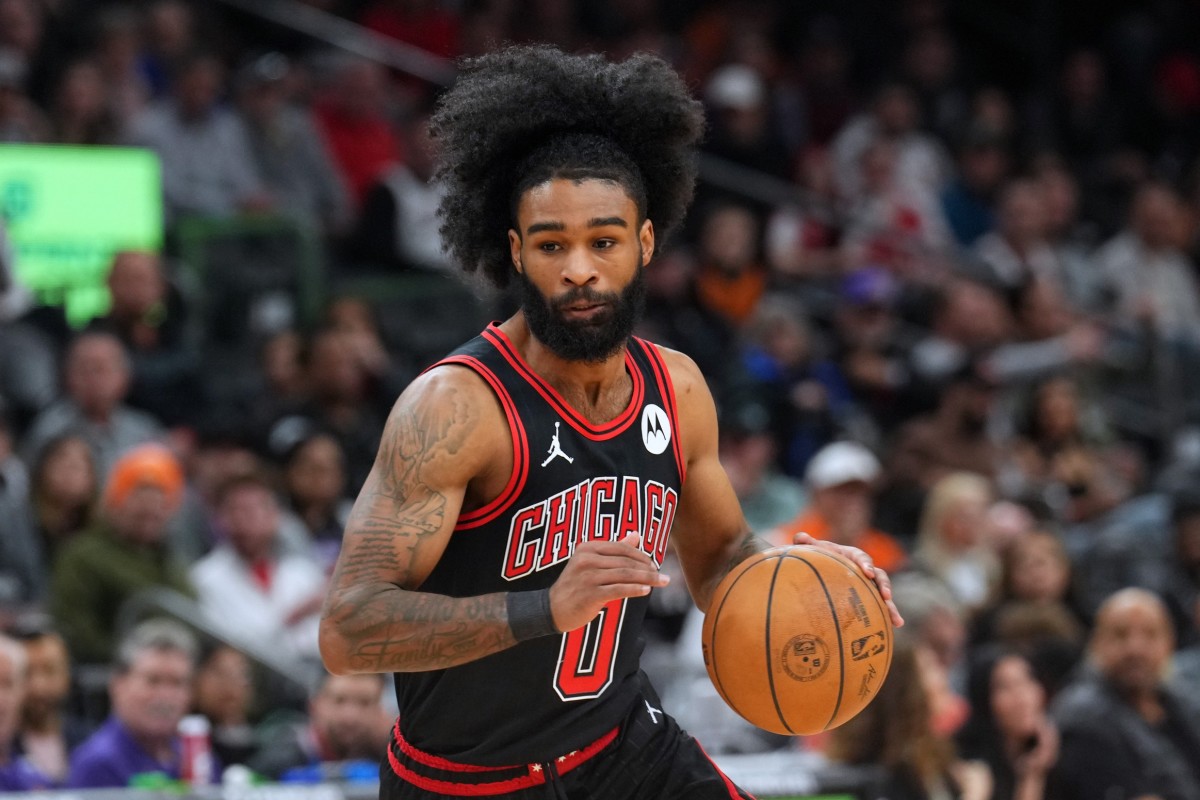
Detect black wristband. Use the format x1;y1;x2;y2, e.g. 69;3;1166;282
507;589;557;641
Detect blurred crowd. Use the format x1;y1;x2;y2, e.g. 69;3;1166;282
2;0;1200;797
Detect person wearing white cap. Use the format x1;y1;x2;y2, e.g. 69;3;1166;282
775;440;908;573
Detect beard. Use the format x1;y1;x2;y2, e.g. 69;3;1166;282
519;262;646;364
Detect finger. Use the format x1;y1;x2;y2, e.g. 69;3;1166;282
870;567;904;628
792;532;816;546
595;567;670;588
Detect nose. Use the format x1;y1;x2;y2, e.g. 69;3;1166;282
561;247;598;287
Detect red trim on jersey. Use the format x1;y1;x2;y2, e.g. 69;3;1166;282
481;325;643;441
697;741;753;800
637;339;687;485
387;720;619;795
438;355;530;530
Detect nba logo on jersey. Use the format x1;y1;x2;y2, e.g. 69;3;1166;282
641;404;671;455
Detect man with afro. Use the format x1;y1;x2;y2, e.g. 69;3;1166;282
319;45;902;799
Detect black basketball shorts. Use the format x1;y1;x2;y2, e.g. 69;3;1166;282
379;683;755;800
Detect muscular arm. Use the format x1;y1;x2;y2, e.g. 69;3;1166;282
661;348;901;627
661;350;772;612
319;368;518;674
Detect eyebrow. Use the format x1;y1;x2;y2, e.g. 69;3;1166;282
524;217;629;235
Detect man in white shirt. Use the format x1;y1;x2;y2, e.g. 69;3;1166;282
191;473;326;662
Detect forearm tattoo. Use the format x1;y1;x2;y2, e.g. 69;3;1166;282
324;389;518;672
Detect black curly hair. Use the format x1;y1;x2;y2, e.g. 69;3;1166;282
431;45;706;289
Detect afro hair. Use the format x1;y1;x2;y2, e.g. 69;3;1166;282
430;45;706;289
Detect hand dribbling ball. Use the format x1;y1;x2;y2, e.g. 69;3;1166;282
701;545;894;736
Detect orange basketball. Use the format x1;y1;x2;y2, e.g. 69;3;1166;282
701;545;894;736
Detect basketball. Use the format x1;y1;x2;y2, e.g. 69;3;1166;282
701;545;894;736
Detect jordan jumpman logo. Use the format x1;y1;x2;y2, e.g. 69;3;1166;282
541;421;574;467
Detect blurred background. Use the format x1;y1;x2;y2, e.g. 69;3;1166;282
2;0;1200;798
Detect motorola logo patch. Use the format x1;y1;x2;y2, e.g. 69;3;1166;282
640;404;671;455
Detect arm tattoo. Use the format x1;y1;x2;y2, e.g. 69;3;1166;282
323;388;520;672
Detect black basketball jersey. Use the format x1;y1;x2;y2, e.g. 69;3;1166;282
392;324;686;766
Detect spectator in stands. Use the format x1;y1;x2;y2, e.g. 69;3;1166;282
0;47;47;142
21;331;165;479
1094;181;1200;342
67;619;216;788
763;147;843;280
777;440;907;573
701;63;790;181
235;52;351;237
50;444;193;664
0;411;41;610
985;277;1109;385
1010;376;1132;524
284;327;389;492
940;124;1010;247
127;51;271;219
830;266;920;431
190;474;326;661
48;59;119;144
0;633;46;791
738;294;855;475
141;0;197;97
1052;588;1200;800
90;6;150;125
353;113;449;271
1162;490;1200;646
711;394;803;539
830;80;952;203
14;624;89;787
279;430;352;572
249;671;387;780
691;200;769;328
910;472;1001;617
901;26;970;145
971;529;1084;647
840;135;953;281
192;644;258;767
957;645;1061;800
637;247;737;386
312;55;402;209
973;179;1063;290
1034;160;1105;313
90;250;202;426
892;363;1005;489
906;279;1012;399
23;434;97;563
826;633;991;800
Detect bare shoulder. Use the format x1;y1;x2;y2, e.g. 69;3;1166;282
648;343;710;405
380;362;509;484
644;343;717;462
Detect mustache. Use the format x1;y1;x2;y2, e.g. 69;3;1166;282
551;287;618;309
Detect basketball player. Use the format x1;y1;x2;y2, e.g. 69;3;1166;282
319;46;903;800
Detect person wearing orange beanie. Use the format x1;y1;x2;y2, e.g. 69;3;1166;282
49;445;194;664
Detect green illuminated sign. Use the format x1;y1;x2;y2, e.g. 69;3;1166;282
0;144;162;325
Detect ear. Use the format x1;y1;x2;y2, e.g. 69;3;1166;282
639;219;655;267
508;229;523;274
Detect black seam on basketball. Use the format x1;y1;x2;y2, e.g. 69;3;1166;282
764;555;795;734
708;561;760;712
788;553;845;731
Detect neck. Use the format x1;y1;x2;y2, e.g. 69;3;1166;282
23;709;61;735
502;314;630;413
124;723;174;763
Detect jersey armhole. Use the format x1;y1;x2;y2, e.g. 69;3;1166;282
635;339;687;486
436;356;530;530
